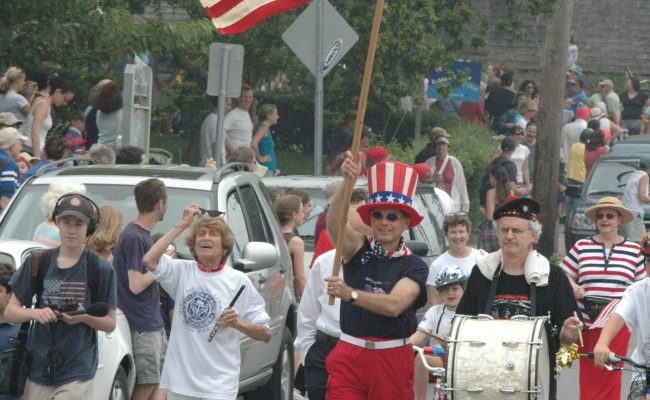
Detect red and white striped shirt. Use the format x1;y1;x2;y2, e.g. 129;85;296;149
561;237;645;326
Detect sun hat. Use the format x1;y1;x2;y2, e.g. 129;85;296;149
584;196;634;224
0;127;28;147
590;107;606;121
356;161;423;228
0;112;21;127
434;136;450;146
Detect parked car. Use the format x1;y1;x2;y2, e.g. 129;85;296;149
0;164;297;400
608;134;650;154
262;175;447;269
564;153;649;251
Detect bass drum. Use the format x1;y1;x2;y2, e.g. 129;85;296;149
445;315;549;400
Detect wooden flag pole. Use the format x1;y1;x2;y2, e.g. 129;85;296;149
329;0;385;305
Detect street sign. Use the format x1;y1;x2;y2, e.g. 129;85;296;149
207;43;245;98
282;0;358;77
122;57;152;154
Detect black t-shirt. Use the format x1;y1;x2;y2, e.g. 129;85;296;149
485;88;516;128
340;240;428;338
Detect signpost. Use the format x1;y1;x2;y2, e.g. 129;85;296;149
283;0;358;175
121;58;153;154
207;43;245;166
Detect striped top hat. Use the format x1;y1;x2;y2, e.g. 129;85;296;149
357;161;424;228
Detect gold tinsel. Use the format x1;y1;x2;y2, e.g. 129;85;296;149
555;343;580;373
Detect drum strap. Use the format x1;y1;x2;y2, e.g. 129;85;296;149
484;264;538;316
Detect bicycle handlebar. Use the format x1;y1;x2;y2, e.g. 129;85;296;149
582;352;647;370
412;345;446;375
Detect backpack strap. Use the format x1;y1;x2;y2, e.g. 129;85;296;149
30;249;54;306
86;250;100;304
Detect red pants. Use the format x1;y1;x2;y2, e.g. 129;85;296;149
579;326;630;400
326;340;414;400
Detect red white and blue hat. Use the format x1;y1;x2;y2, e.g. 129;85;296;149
357;161;424;228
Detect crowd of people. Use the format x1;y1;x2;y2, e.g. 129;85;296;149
3;39;650;400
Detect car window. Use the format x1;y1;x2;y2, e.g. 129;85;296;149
408;190;445;257
0;184;214;258
226;190;248;260
585;161;636;196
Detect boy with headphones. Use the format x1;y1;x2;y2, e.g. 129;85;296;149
5;193;116;399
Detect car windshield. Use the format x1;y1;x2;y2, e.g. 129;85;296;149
585;160;637;197
0;183;215;257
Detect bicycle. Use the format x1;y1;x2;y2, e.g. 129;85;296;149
583;351;650;400
413;344;446;400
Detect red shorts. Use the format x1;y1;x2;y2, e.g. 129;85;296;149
326;338;414;400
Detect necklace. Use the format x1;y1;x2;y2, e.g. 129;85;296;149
197;261;225;273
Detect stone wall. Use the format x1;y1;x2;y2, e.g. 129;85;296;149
459;0;650;77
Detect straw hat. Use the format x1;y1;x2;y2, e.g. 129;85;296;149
584;196;634;224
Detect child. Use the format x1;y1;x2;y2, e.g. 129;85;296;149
410;265;468;400
593;241;650;398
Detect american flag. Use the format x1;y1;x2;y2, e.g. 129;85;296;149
200;0;310;35
588;298;622;330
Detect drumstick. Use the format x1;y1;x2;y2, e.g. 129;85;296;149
417;327;446;343
573;311;584;348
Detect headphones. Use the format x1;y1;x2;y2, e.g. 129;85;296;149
52;193;101;236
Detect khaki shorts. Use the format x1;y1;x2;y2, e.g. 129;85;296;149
26;379;92;400
132;329;168;385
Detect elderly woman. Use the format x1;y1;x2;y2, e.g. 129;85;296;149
424;135;469;213
143;205;271;400
561;196;646;400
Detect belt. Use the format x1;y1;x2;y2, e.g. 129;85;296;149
316;330;339;345
339;333;410;350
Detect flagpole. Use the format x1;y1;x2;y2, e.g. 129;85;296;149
329;0;385;305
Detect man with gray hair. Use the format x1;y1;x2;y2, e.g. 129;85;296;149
88;143;116;165
0;127;26;209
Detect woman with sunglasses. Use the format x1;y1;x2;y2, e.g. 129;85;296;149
561;196;646;400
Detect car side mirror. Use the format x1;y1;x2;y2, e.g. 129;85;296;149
565;184;582;198
234;242;279;272
407;240;429;257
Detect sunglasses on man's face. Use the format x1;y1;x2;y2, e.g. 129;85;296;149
370;210;401;222
199;208;224;217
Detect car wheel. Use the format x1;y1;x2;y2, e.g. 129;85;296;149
109;366;129;400
249;326;294;400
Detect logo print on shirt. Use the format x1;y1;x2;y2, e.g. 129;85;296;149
182;288;221;331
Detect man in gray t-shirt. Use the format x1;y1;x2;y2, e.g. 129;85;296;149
112;178;168;400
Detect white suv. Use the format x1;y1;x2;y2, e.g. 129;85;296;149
1;164;298;400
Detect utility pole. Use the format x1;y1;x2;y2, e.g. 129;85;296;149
535;0;574;257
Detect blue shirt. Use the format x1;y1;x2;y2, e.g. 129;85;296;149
0;150;17;200
258;128;277;172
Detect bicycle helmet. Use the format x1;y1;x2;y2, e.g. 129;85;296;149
435;265;468;291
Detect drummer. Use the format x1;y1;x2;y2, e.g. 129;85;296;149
456;197;582;400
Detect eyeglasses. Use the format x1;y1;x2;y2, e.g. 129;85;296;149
498;227;531;236
596;212;619;220
199;208;224;217
371;210;402;222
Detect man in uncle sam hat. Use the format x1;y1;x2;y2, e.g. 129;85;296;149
324;152;428;399
456;196;582;399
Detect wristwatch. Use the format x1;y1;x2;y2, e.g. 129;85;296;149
349;290;359;303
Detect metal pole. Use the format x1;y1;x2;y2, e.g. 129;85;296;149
314;0;325;175
215;46;230;166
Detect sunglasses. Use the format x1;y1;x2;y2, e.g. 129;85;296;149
596;212;619;220
199;208;224;217
371;210;402;222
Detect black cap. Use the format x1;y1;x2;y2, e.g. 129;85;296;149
494;197;539;221
501;136;516;152
56;194;95;224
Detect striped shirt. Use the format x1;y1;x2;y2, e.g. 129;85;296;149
561;237;645;325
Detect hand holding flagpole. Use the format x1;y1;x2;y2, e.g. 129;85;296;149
329;0;385;305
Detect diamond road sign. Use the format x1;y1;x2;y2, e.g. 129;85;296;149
282;0;358;77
